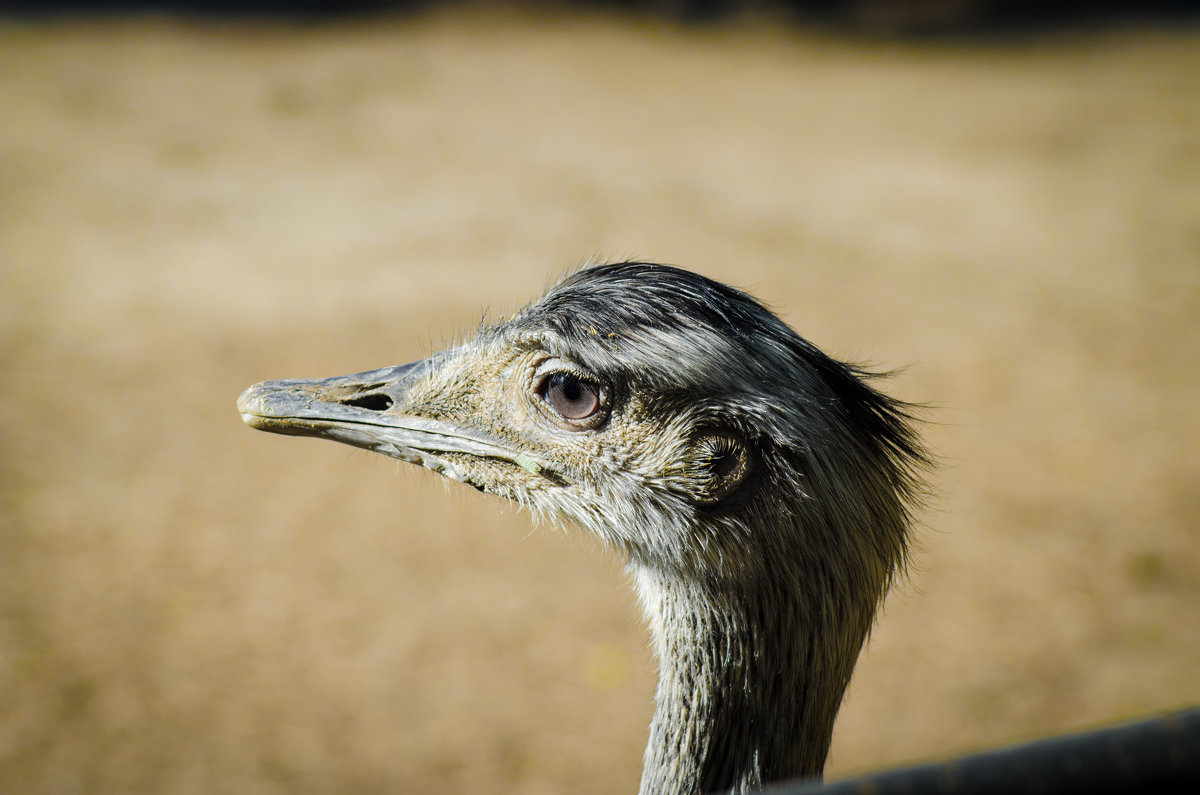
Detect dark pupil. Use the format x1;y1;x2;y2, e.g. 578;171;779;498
560;377;581;401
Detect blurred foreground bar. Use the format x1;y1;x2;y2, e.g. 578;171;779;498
769;706;1200;795
1;1;1197;33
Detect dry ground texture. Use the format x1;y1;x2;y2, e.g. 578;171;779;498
2;8;1198;794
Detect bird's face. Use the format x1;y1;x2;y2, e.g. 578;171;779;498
238;322;760;571
240;263;922;584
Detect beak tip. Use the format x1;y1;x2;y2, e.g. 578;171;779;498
237;382;276;426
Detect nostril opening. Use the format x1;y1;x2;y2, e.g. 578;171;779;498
342;393;394;411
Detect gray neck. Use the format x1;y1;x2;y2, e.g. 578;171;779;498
632;568;854;795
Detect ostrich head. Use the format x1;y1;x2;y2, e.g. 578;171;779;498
238;262;927;794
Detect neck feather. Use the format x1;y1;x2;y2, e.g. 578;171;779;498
632;567;864;795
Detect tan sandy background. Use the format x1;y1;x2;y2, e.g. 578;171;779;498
2;8;1198;793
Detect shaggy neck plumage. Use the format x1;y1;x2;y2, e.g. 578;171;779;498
632;566;859;795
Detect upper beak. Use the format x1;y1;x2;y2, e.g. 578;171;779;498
237;354;554;484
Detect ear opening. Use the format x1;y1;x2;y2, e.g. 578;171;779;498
685;432;758;507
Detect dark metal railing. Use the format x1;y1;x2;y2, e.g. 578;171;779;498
767;706;1200;795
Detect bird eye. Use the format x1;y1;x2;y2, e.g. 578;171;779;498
540;371;603;425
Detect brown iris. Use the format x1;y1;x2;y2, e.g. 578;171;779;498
542;369;600;427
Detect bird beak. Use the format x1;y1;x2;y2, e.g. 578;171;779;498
237;354;553;485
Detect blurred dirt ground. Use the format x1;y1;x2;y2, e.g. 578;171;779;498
1;8;1198;794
